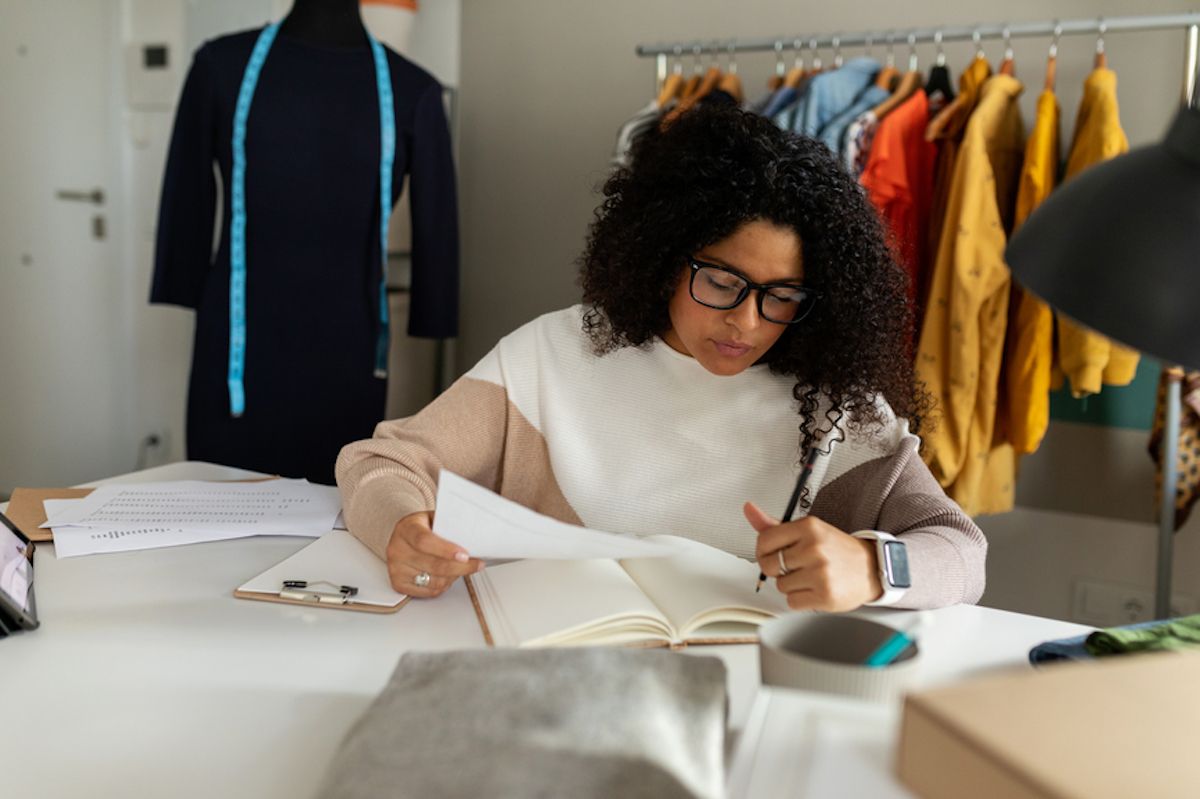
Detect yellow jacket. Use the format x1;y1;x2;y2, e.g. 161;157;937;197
916;74;1024;516
1056;68;1140;397
925;57;993;301
1003;89;1059;456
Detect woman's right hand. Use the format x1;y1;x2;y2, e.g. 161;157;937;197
386;511;484;597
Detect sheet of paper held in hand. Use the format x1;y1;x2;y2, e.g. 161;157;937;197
433;470;682;560
41;480;341;558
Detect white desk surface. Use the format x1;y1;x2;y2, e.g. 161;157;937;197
0;462;1092;799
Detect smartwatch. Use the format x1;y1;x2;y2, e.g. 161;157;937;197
851;531;911;606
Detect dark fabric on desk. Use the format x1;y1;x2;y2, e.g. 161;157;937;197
152;29;459;483
1086;613;1200;655
318;648;728;799
1029;618;1183;665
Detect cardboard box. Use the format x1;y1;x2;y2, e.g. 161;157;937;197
896;651;1200;798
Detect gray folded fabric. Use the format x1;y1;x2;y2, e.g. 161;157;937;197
317;648;729;799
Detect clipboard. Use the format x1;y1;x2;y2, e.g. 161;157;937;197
234;530;409;614
4;488;93;542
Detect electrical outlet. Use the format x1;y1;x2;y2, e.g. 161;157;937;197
1071;579;1197;626
136;428;172;470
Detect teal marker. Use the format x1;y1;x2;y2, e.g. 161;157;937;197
864;629;914;668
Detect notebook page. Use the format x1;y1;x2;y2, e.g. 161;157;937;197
620;535;790;638
473;558;673;647
433;470;682;560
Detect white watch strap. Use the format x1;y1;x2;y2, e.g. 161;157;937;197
851;530;907;606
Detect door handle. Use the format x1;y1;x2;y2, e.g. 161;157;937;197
55;188;105;205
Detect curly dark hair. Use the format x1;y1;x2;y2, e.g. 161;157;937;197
579;103;932;468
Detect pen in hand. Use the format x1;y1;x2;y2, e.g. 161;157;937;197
756;447;820;593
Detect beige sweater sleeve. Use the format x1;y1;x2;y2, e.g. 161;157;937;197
334;377;510;559
810;436;987;609
335;374;581;559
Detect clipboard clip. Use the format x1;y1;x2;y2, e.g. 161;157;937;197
279;580;359;605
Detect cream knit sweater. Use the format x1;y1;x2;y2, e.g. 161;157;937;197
336;306;986;609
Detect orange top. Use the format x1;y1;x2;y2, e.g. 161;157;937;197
362;0;418;9
860;89;937;305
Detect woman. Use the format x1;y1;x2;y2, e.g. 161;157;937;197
336;104;985;611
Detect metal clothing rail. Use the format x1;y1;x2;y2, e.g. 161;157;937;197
640;11;1200;621
637;12;1200;94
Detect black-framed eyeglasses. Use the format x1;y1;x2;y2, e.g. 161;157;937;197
687;258;820;325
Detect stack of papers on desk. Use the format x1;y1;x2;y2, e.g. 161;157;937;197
42;480;342;558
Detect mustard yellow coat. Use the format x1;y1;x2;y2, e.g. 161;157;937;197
916;75;1024;516
1003;89;1059;456
1056;68;1140;397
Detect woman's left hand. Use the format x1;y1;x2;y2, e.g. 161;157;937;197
744;502;882;612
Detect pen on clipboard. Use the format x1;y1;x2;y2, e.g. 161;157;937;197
756;447;819;593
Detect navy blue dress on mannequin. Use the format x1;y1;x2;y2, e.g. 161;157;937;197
151;28;458;484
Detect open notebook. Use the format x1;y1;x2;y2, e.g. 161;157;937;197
465;534;792;648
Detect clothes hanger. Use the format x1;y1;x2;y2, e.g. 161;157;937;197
679;44;703;100
1045;23;1061;92
999;26;1016;76
690;42;723;101
768;40;786;90
872;71;922;119
806;37;824;75
874;31;900;89
832;35;844;69
656;45;686;107
1094;18;1108;69
783;37;806;88
871;32;922;120
717;40;744;102
926;30;990;142
662;43;723;126
925;29;956;103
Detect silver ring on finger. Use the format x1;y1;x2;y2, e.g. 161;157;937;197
414;571;432;588
777;549;790;577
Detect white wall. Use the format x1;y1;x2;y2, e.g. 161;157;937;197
404;0;460;87
456;0;1200;625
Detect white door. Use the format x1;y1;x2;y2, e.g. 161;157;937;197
0;0;130;491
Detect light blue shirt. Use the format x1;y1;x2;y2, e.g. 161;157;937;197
773;95;806;131
793;58;880;138
817;84;890;155
761;86;798;121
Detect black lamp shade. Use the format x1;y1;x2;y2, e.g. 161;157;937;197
1005;106;1200;369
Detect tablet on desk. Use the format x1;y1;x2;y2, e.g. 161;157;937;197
0;511;39;635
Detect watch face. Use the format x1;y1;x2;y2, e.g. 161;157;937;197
883;541;911;589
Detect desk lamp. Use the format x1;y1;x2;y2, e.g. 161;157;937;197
1005;101;1200;621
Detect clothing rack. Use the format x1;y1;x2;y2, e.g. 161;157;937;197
638;11;1200;620
637;13;1200;105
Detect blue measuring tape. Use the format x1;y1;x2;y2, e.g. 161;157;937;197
228;23;395;417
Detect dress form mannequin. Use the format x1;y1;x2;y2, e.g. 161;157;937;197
153;6;459;483
279;0;368;48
